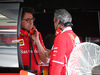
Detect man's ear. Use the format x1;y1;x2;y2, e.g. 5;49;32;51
57;18;60;24
57;18;62;28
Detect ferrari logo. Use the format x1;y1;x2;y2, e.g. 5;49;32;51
71;34;75;40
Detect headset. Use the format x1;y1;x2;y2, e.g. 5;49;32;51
59;21;73;27
20;26;35;36
55;21;73;36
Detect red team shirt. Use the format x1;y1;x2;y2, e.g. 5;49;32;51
49;27;81;75
17;31;45;75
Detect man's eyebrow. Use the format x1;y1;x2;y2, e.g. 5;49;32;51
26;18;33;19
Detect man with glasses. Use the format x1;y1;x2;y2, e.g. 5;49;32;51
17;7;49;75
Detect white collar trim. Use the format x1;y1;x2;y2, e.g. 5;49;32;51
61;27;72;33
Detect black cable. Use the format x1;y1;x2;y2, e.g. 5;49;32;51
41;66;44;75
30;38;44;75
29;38;32;69
30;38;39;65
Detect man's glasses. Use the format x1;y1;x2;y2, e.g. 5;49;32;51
22;18;35;23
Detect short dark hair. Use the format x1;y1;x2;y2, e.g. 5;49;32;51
21;7;34;19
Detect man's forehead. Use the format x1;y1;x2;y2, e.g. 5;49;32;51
23;13;33;18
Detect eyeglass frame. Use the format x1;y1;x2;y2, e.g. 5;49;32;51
22;18;35;23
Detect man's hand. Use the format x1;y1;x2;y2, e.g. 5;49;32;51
31;29;39;42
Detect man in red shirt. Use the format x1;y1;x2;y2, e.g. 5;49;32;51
17;7;49;75
49;9;81;75
30;9;81;75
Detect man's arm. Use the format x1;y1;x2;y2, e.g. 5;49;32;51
31;29;50;63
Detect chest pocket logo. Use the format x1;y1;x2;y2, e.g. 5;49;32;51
12;39;24;46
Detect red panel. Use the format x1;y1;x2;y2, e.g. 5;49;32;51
0;26;17;29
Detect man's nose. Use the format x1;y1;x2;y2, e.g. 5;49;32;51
29;20;33;24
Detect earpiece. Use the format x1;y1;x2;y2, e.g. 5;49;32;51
29;28;35;35
20;26;35;36
55;28;62;36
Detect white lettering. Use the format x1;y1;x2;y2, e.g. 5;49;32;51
21;49;38;54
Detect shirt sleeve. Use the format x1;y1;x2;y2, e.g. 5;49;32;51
38;32;45;49
49;36;67;75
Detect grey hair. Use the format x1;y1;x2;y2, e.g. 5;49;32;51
54;9;72;23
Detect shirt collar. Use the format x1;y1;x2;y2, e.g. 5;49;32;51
61;27;72;33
